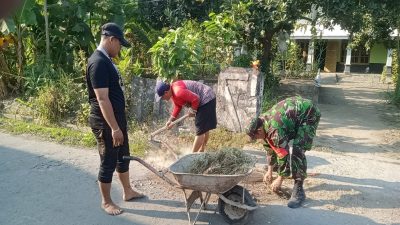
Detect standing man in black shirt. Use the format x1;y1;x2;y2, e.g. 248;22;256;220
86;23;143;216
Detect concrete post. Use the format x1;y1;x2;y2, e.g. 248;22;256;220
386;48;393;77
344;47;352;75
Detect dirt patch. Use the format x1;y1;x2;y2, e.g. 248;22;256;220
139;74;400;225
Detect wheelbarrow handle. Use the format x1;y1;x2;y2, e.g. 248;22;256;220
123;156;180;188
150;114;189;137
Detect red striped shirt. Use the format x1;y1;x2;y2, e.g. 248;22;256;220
170;80;215;118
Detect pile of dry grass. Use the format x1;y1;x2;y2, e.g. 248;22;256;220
188;148;254;175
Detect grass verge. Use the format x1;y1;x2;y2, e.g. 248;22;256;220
178;127;252;150
0;116;96;147
0;116;146;157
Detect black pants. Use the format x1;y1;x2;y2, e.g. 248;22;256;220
195;98;217;135
92;128;130;183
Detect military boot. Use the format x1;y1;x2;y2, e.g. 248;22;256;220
287;179;305;208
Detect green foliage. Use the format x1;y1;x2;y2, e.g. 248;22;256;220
32;84;63;124
76;102;90;126
29;73;85;124
0;116;147;156
202;10;241;68
73;50;88;78
232;54;252;68
132;59;145;77
117;48;134;79
317;0;366;36
392;50;399;84
128;129;148;157
242;0;313;74
123;20;161;78
392;49;400;106
149;23;203;80
137;0;224;29
273;41;308;78
22;57;59;97
1;0;38;34
261;74;280;113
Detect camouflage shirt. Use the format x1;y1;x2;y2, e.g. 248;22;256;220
262;96;316;151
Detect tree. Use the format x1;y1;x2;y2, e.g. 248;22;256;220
1;0;38;91
138;0;224;29
149;24;203;80
242;0;314;76
372;0;400;103
318;0;400;104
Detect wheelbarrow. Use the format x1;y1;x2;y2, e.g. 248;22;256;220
123;153;258;225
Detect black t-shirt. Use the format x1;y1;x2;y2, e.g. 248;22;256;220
86;50;127;129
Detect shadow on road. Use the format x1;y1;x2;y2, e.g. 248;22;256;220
0;145;147;225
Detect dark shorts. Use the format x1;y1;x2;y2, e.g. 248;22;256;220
195;98;217;135
91;128;130;183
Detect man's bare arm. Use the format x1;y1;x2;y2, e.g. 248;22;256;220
94;88;124;146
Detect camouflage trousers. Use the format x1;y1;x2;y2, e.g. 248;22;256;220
267;105;321;180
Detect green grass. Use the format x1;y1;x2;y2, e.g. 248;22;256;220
178;127;252;151
0;116;96;147
128;129;148;157
0;116;146;157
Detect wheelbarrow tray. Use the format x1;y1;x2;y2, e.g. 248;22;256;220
169;153;254;194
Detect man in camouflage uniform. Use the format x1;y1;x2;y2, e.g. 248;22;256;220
246;96;321;208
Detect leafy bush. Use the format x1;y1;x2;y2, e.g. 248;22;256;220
32;84;62;124
261;74;280;113
392;50;398;84
23;57;59;97
31;74;85;124
232;54;252;68
149;22;203;80
75;102;90;126
273;42;308;79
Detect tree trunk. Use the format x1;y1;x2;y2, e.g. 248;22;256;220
44;0;50;61
395;27;400;98
0;51;9;99
16;26;24;90
261;31;274;76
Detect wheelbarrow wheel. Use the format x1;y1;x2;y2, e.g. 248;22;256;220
218;185;256;225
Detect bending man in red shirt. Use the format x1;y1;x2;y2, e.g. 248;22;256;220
156;80;217;152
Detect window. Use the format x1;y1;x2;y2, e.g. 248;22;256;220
340;41;369;64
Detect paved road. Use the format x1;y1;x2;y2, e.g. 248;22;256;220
0;132;238;225
0;133;393;225
1;74;399;225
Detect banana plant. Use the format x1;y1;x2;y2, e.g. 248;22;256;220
1;0;37;89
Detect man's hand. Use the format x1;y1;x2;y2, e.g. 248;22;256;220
166;118;174;130
263;166;273;185
112;128;124;147
188;108;197;117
